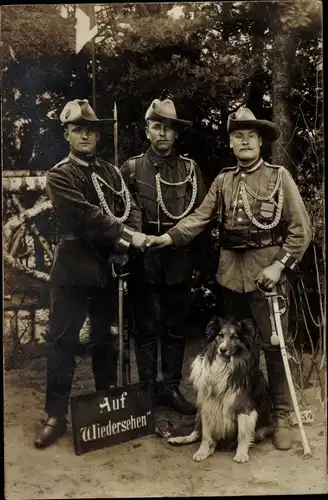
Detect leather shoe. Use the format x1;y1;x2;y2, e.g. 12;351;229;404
34;417;67;449
160;387;196;415
272;417;294;450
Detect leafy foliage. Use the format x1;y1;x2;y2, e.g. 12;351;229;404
2;3;324;339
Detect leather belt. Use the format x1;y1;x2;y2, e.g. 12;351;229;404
143;220;174;235
220;226;284;250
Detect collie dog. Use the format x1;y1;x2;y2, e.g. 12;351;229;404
169;317;273;462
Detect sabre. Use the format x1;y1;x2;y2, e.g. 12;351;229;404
257;283;312;456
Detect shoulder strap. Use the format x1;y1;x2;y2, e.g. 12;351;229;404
128;157;137;177
220;165;236;173
127;153;144;193
179;154;194;176
263;161;283;169
52;157;69;169
128;153;144;176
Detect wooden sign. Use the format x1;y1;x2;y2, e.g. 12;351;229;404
70;383;155;455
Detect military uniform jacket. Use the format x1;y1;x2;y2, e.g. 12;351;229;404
167;157;312;292
47;152;141;288
120;147;206;284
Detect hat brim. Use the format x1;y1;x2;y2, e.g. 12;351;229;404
65;118;116;126
228;119;280;143
146;109;193;128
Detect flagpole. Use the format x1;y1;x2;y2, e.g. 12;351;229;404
75;5;97;111
91;38;96;113
90;6;97;112
88;5;97;162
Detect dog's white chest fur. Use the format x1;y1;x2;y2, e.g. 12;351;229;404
190;355;238;440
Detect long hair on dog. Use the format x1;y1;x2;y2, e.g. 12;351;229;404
169;316;273;462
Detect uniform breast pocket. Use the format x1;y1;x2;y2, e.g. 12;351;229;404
175;184;187;199
260;201;275;220
138;181;156;202
163;184;187;216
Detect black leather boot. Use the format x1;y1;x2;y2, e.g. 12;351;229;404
34;416;67;449
160;330;196;414
92;343;118;391
134;337;159;407
160;386;196;415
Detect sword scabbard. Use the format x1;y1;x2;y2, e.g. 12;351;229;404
267;294;279;345
266;291;312;456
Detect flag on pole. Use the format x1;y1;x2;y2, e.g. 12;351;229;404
75;4;98;54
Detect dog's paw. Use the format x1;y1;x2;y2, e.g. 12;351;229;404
193;449;211;462
233;451;249;463
168;436;184;445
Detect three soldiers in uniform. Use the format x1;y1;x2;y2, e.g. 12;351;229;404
35;99;311;453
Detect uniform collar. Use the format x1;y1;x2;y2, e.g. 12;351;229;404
69;151;101;168
233;156;263;175
146;146;177;168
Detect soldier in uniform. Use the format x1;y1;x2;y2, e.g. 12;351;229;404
147;107;312;450
34;99;146;448
120;98;206;415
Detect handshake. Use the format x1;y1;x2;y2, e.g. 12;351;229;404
131;232;173;250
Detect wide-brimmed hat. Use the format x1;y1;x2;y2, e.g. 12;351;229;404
227;107;280;143
60;99;116;126
145;99;193;127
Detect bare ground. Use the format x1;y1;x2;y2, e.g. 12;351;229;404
4;336;328;499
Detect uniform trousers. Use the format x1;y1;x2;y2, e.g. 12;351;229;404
221;281;292;417
45;284;118;418
130;281;191;392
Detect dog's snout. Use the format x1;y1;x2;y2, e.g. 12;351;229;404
219;345;227;354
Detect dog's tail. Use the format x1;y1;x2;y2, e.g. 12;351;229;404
254;426;274;442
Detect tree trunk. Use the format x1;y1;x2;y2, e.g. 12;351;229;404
271;8;296;176
246;16;266;117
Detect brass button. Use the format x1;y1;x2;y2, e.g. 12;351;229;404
238;199;243;205
241;173;246;178
238;208;243;212
237;217;243;222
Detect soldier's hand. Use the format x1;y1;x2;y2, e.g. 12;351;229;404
146;234;173;249
256;261;285;290
108;252;129;267
131;232;148;250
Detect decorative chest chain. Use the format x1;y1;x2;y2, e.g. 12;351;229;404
91;166;131;223
155;161;198;220
240;167;284;230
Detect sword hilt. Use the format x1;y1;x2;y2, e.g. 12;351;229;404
256;281;278;296
257;282;287;345
111;263;130;280
256;282;287;314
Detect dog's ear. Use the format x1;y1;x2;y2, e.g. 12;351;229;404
240;318;256;340
205;316;223;343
